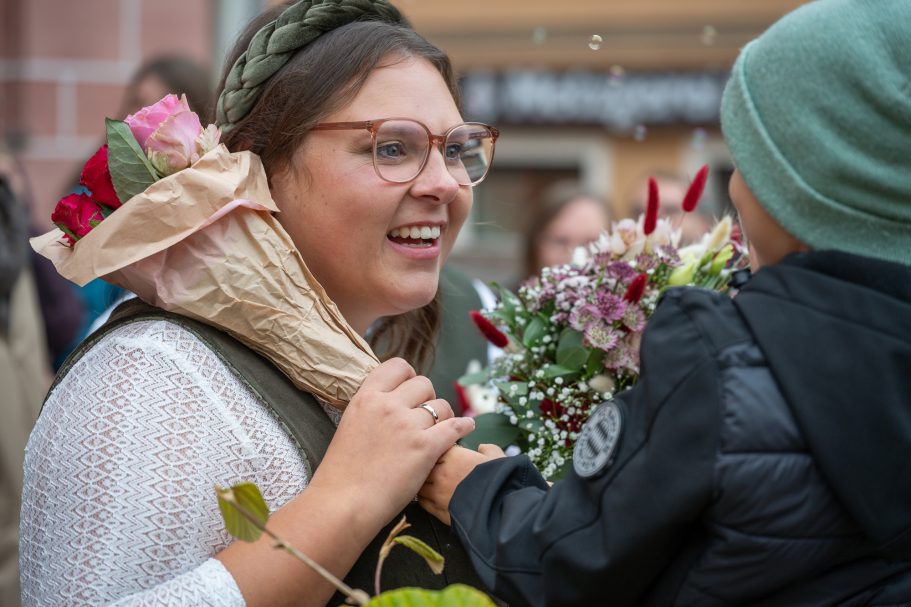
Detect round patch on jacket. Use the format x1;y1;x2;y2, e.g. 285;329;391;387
573;401;622;478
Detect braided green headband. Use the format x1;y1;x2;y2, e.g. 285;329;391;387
215;0;405;133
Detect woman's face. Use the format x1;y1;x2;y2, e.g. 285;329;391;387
536;197;609;272
270;57;471;335
728;169;807;270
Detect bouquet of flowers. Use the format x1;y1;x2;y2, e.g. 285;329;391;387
32;94;378;405
459;167;748;479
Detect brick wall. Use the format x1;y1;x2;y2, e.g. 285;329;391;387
1;0;213;229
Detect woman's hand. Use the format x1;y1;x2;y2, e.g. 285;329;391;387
218;358;475;606
419;443;506;525
308;358;476;530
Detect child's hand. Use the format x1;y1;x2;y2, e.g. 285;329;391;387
419;444;506;525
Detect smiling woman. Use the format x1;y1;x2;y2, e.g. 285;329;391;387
268;59;476;336
18;3;491;607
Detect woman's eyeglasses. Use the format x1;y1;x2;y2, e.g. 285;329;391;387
311;118;499;186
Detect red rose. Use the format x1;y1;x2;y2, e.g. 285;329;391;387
80;145;121;210
51;193;105;245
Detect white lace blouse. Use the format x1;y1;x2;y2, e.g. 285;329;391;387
19;319;342;606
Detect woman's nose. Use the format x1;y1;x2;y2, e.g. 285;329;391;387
408;146;461;204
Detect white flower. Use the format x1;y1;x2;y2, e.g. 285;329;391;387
465;384;499;415
705;216;733;253
571;245;590;267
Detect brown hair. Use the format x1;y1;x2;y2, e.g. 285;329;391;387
523;182;608;278
124;55;213;118
216;8;459;372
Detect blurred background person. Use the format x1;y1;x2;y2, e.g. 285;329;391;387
523;181;610;280
122;55;213;122
0;167;50;607
625;169;715;244
0;146;83;372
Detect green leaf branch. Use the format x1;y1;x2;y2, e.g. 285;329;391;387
215;483;371;606
375;517;445;596
216;483;493;607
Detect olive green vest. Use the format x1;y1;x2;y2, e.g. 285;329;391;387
50;299;490;605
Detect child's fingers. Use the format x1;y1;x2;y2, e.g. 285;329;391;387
478;443;507;458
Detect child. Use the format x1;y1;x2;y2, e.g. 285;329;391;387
417;1;911;604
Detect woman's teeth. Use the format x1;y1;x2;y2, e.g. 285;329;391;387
388;226;441;240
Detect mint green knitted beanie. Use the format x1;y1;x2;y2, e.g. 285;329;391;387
721;0;911;265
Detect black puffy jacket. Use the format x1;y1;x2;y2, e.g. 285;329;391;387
450;251;911;606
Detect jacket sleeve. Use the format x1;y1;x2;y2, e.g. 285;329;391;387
449;290;726;607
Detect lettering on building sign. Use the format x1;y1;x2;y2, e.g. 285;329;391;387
461;70;729;129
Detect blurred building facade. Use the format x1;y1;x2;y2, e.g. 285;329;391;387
401;0;809;282
2;0;807;284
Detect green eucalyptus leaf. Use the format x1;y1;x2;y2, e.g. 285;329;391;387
556;329;585;366
543;364;575;379
494;284;523;314
522;317;546;347
457;371;488;387
216;482;269;543
519;418;544;434
355;584;497;607
392;535;445;575
105;118;159;204
584;348;606;376
460;412;519;450
492;380;527;399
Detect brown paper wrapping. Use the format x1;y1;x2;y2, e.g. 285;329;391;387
31;145;378;406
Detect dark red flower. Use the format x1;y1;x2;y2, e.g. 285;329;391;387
643;177;659;235
623;273;648;303
80;145;122;210
51;193;105;245
453;381;472;416
539;398;565;418
469;310;509;348
681;164;709;213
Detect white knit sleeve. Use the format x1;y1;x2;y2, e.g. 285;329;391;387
19;320;312;606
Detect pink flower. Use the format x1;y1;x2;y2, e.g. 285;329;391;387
125;94;190;151
51;193;105;245
146;111;205;176
126;94;221;177
569;304;601;332
594;291;627;323
584;321;620;351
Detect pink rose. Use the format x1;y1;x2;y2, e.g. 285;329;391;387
79;145;121;210
51;193;105;245
146;110;204;176
124;94;190;151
